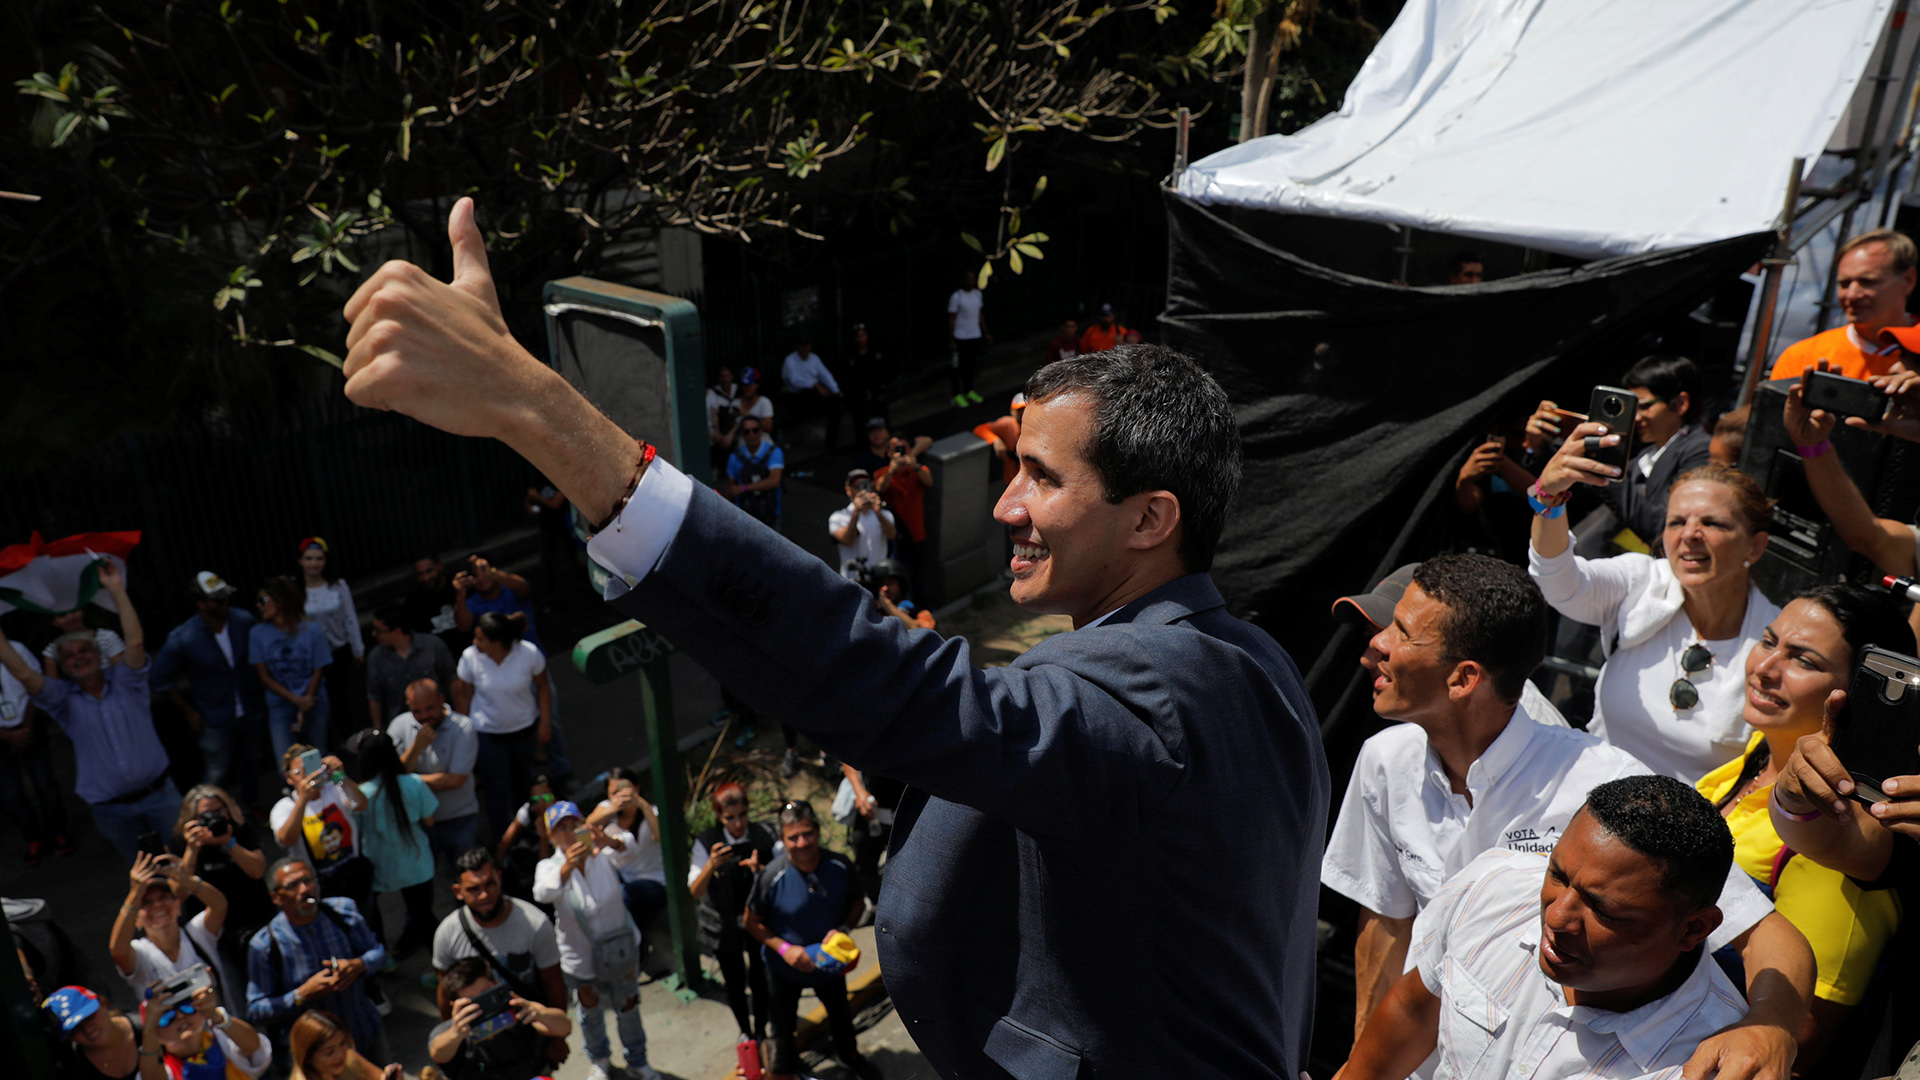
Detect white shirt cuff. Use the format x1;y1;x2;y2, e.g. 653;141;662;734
585;456;697;599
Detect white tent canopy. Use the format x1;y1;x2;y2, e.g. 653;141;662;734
1177;0;1893;259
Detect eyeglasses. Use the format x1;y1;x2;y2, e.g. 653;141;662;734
1669;642;1714;710
156;1003;196;1028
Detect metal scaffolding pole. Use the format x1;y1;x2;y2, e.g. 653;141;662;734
1739;158;1807;408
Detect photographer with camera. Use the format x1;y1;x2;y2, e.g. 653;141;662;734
173;786;273;974
689;783;779;1042
429;956;572;1080
828;470;896;583
111;850;236;1013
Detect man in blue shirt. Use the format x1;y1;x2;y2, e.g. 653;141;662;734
152;571;267;805
0;561;178;863
246;857;388;1063
722;417;784;528
744;801;873;1080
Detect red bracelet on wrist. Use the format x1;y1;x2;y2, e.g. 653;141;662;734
587;441;656;536
1527;483;1572;508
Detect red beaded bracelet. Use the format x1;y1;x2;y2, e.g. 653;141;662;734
587;441;656;536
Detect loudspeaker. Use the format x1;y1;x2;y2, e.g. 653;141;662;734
1738;378;1920;602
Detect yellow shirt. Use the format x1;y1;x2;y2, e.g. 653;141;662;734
1696;734;1902;1005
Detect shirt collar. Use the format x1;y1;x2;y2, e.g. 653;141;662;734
1466;709;1538;793
1512;920;1721;1071
1852;313;1915;355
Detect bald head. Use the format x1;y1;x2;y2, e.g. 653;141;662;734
406;678;445;723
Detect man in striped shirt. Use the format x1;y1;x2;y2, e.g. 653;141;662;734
1338;776;1748;1080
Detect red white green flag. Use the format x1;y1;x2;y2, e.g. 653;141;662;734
0;532;142;615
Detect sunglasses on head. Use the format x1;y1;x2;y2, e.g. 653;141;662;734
1669;642;1714;710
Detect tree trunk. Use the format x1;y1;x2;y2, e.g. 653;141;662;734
1239;3;1284;142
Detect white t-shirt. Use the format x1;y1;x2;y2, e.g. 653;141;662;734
738;396;774;425
1;641;38;729
828;503;895;580
947;288;985;340
1412;849;1746;1080
122;910;238;1015
706;385;740;435
599;811;665;886
269;785;363;869
1321;701;1769;953
532;846;642;979
457;641;547;734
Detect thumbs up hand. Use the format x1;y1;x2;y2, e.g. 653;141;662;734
342;197;545;439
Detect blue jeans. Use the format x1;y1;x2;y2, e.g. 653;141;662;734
566;969;648;1067
198;714;264;806
90;779;183;863
426;813;479;865
266;692;329;767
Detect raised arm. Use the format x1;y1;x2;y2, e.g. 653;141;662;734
0;627;44;697
98;562;145;669
1785;366;1917;576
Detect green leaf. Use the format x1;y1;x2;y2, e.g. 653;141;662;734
1032;175;1048;200
1015;243;1044;259
960;231;982;253
51;111;84;147
977;260;993;289
1008;248;1024;274
984;135;1006;173
298;345;344;370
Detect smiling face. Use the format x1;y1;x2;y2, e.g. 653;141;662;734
782;818;821;873
994;393;1150;623
1836;241;1916;330
1538;812;1711;1003
1366;584;1459;724
413;557;444;589
57;639;101;681
307;1030;350;1078
1630;386;1688;447
1661;480;1767;593
1743;598;1850;736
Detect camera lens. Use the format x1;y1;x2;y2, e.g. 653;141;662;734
1602;396;1624;418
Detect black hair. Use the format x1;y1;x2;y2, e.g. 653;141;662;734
778;799;818;832
475;611;527;646
443;956;493;993
1450;250;1483;273
1622;354;1704;423
1581;775;1732;913
453;847;496;876
1024;344;1242;573
1794;583;1912;665
357;732;420;853
1409;553;1549;703
372;602;406;632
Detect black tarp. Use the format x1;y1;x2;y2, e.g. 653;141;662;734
1158;192;1773;749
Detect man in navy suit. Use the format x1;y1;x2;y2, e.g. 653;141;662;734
338;198;1331;1079
152;571;268;803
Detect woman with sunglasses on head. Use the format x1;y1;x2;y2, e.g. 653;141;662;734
1529;443;1779;782
136;980;269;1080
1691;584;1906;1071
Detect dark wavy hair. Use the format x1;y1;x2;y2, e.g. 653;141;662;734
1025;344;1242;573
1410;554;1548;703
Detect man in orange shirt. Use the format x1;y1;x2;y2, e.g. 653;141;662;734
1769;228;1917;381
1077;303;1130;354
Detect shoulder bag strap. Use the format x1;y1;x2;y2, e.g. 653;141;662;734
457;907;537;1000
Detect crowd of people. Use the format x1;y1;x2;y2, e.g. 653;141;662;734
1333;226;1920;1078
0;522;914;1080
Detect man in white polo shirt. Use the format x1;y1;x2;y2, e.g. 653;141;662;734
1339;776;1749;1080
1324;554;1811;1079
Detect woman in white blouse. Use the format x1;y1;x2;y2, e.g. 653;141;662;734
451;611;552;839
297;538;362;740
1527;429;1777;782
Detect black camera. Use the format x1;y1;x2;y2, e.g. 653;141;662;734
195;809;232;837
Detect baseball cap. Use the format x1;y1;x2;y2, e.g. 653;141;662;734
1877;325;1920;353
1010;392;1028;411
1100;302;1114;314
739;367;760;386
1330;563;1420;632
544;800;584;833
845;468;871;484
865;417;888;430
43;986;100;1035
191;571;236;601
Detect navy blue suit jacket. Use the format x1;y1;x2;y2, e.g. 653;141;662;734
612;485;1329;1079
152;610;267;726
